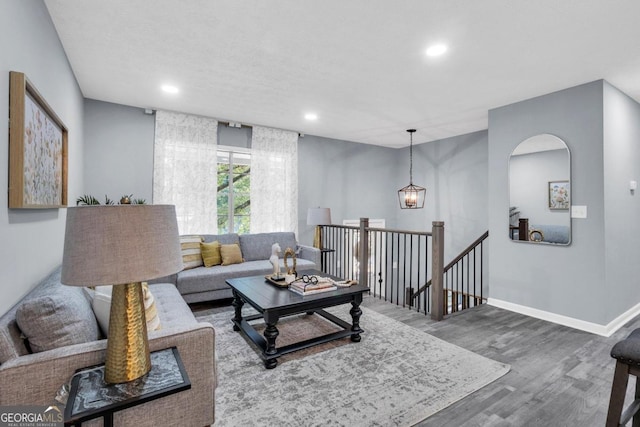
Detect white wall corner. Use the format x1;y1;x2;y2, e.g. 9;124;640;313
487;298;640;337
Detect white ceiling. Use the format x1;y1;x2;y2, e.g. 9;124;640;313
44;0;640;148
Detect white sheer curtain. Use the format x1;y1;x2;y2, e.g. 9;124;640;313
153;110;218;234
250;126;298;234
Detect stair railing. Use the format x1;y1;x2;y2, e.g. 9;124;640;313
319;219;446;320
407;230;488;316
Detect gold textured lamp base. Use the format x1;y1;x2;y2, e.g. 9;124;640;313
313;225;323;250
105;282;151;384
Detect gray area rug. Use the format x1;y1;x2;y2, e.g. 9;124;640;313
197;306;510;427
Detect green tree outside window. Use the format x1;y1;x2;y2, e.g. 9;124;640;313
217;150;250;233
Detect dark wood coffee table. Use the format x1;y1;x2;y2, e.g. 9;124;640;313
226;270;368;369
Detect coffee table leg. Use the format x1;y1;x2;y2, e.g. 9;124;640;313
350;297;363;342
232;290;244;332
263;314;279;369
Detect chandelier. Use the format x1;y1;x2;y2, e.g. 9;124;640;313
397;129;426;209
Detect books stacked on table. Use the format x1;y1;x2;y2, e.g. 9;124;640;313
333;279;358;287
288;278;337;296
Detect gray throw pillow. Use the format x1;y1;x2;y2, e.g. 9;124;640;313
16;286;100;353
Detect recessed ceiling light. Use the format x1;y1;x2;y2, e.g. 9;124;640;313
304;113;318;121
161;84;179;94
426;44;448;57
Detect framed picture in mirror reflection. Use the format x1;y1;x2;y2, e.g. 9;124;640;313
548;181;569;210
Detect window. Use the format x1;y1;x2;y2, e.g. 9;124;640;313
217;148;250;234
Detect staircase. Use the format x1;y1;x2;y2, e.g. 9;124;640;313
407;231;488;316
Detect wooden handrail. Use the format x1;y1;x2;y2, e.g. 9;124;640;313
442;230;489;272
408;230;489;302
321;224;432;237
366;227;432;237
322;224;358;230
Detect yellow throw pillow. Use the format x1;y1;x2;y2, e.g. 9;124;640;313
220;243;244;266
201;241;222;267
180;235;204;270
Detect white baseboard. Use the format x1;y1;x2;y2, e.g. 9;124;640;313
487;298;640;337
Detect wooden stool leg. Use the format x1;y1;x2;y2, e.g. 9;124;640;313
607;361;631;427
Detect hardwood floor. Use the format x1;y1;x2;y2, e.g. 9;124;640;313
192;296;637;426
362;297;634;427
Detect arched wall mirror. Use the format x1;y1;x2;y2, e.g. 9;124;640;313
509;134;571;245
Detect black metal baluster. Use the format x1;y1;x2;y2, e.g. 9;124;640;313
416;234;421;312
342;228;346;279
480;240;484;303
460;257;469;310
378;231;382;300
332;226;337;276
391;233;395;304
425;235;429;315
347;228;351;280
473;247;476;307
402;233;407;308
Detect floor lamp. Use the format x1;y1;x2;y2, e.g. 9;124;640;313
61;205;183;383
307;207;331;250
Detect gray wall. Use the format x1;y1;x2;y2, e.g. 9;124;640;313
218;124;252;149
488;81;608;324
297;135;400;246
396;130;489;261
0;1;84;315
603;81;640;322
510;149;570;227
84;99;155;203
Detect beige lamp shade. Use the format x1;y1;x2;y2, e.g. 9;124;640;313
61;205;183;286
306;207;331;226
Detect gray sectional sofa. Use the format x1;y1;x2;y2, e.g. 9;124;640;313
0;231;316;425
156;231;321;303
0;268;216;426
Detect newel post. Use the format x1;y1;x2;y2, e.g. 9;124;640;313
431;221;445;321
359;217;369;289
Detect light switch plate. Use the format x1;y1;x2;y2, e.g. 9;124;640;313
571;205;587;219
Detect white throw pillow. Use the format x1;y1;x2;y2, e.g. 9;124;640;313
91;286;113;336
91;284;161;336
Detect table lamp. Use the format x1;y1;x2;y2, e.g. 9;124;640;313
61;205;183;383
306;207;331;250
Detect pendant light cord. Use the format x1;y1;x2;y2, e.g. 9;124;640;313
407;129;416;185
409;132;413;185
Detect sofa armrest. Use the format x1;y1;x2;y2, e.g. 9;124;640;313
298;244;321;269
0;322;215;426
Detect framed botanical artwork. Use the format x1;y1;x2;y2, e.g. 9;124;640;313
8;71;68;208
548;180;569;210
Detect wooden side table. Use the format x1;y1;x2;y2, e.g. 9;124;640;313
64;347;190;427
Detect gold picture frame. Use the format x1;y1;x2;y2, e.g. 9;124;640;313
9;71;68;208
